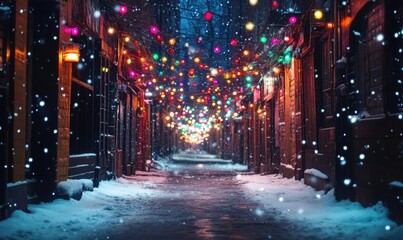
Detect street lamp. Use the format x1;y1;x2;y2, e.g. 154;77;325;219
62;42;80;63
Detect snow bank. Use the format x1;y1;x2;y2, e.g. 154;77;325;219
304;168;328;179
389;181;403;188
0;178;162;239
239;174;403;239
56;179;94;200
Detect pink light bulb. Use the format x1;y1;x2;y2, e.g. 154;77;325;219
119;5;127;14
150;26;159;34
71;27;79;36
289;16;297;24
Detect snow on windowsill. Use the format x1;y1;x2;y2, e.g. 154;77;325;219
7;180;27;188
281;163;294;170
70;153;97;158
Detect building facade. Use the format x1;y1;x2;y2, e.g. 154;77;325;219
0;0;153;220
226;0;402;221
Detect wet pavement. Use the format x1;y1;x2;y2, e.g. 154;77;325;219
89;163;316;240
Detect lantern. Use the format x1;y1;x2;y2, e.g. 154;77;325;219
63;43;80;63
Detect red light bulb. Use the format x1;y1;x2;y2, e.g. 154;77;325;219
204;11;213;21
230;39;237;46
167;48;174;54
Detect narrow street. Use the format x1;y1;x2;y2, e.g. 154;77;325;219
1;0;402;234
96;165;307;240
0;153;401;239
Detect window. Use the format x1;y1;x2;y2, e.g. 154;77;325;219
70;82;94;154
72;35;95;86
314;36;333;127
349;4;384;115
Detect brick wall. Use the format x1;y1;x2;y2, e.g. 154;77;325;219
56;0;73;182
11;0;28;182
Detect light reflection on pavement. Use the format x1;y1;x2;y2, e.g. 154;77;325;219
90;162;318;240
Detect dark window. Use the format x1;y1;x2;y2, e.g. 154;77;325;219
72;35;95;86
349;4;385;115
314;36;333;127
70;82;94;154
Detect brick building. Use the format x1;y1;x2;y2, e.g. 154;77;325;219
0;0;154;220
226;0;402;221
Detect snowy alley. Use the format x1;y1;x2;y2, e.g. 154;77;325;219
1;0;403;239
0;154;402;240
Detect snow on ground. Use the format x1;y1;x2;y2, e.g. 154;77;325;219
0;177;163;240
0;156;401;240
171;150;233;163
237;173;403;240
155;153;248;173
167;162;248;173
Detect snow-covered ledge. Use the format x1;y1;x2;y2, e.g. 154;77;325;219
304;168;331;192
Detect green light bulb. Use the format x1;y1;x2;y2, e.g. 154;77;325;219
260;36;267;44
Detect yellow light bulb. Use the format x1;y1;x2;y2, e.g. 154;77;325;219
245;22;255;31
108;27;115;34
249;0;258;6
314;10;324;20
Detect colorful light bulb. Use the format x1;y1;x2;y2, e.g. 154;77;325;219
289;16;297;24
204;11;213;21
150;26;159;34
119;5;127;14
230;39;237;46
